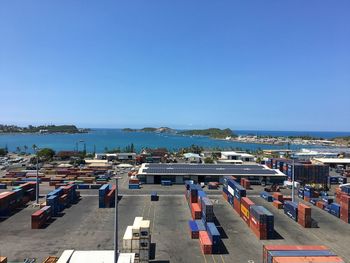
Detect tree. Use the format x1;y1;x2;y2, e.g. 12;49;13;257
16;146;21;153
0;148;7;156
204;157;214;163
24;145;28;154
37;148;55;161
104;147;108;153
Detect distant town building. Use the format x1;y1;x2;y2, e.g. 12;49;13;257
183;153;202;163
217;151;255;164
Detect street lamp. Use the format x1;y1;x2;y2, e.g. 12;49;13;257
114;174;122;263
33;146;40;205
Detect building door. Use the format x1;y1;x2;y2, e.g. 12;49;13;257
154;175;161;184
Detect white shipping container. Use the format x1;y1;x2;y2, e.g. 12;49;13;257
123;226;133;250
117;253;135;263
132;217;143;237
132;239;140;250
140;220;150;238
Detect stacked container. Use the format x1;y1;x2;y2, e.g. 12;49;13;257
297;203;312;228
99;184;116;208
122;217;151;263
206;222;221;254
250;205;274;240
240;197;255;226
185;182;220;254
0;182;37;217
201;197;214;223
31;206;52;229
263;245;344;263
328;203;341;218
340;194;350;223
284;201;298;221
240;178;251;189
260;191;273;202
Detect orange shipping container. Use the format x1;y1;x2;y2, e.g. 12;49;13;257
199;231;212;254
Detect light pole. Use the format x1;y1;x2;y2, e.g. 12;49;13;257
292;158;295;203
34;146;40;205
114;174;122;263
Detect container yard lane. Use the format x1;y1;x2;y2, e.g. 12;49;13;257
250;196;350;262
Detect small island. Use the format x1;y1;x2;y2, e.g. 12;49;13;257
178;128;237;139
0;124;89;134
122;127;176;133
122;127;237;139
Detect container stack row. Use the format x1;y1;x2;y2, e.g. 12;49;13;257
99;184;116;208
122;217;151;263
283;201;312;228
129;178;141;189
185;181;221;254
31;206;52;229
263;245;345;263
267;158;329;186
223;176;275;239
300;185;350;224
0;182;36;217
240;178;251;189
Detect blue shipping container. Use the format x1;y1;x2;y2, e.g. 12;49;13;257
284;201;298;221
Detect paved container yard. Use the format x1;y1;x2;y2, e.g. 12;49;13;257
0;174;350;262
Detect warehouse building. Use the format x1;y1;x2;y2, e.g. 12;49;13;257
137;163;285;185
312;158;350;169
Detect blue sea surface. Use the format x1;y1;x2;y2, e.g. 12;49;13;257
0;129;348;153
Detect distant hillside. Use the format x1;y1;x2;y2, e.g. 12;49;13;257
122;127;176;133
0;124;88;134
179;128;237;139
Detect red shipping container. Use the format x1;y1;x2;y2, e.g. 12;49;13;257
283;196;292;201
222;191;228;201
262;245;328;263
250;216;267;240
199;231;212;254
272;256;345;263
298;203;311;216
191;203;201;220
273;200;283;209
316;201;325;209
273;192;284;202
233;199;241;216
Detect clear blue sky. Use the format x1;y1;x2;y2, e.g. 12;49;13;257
1;1;349;131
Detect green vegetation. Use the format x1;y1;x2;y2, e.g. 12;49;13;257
0;148;7;156
122;127;175;133
179;144;204;154
105;143;136;153
0;124;88;134
204;157;214;163
122;128;137;132
179;128;237;139
37;148;55;161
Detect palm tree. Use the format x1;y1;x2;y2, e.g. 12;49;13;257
24;145;28;154
16;146;21;154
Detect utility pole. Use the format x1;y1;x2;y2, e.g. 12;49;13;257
34;146;39;205
292;158;295;203
114;174;121;263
